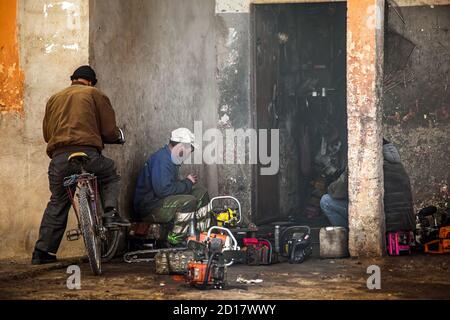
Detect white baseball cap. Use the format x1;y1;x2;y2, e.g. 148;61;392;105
170;128;198;149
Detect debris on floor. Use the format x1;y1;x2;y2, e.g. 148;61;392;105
1;255;449;300
236;276;264;285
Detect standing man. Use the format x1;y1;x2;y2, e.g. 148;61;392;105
32;66;130;265
134;128;210;246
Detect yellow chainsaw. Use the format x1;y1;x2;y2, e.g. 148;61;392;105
208;196;242;228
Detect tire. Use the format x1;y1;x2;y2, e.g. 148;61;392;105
78;186;102;275
101;228;121;262
94;192;120;262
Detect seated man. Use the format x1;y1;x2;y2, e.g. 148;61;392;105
133;128;210;246
320;139;415;232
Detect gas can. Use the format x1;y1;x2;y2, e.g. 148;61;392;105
320;227;349;258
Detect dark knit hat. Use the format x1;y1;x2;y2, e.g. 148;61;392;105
70;65;97;86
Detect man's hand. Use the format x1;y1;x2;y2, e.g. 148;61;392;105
187;174;198;185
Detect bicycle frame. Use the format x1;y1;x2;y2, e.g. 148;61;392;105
64;171;101;236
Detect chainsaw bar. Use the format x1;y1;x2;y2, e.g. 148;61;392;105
123;248;188;263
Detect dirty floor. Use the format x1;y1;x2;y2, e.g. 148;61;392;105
0;254;448;300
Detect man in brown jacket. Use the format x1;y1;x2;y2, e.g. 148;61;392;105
32;66;130;265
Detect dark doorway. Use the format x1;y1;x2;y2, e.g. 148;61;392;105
253;3;348;227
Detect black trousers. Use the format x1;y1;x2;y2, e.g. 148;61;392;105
34;150;120;254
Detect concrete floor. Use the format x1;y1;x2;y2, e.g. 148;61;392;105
0;254;449;300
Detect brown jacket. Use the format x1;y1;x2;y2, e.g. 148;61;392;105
43;83;120;158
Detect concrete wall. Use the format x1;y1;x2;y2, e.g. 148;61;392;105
383;4;450;209
1;0;448;260
215;9;253;222
347;0;386;257
90;0;218;219
0;0;89;259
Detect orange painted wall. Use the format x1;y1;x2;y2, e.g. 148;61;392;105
0;0;24;114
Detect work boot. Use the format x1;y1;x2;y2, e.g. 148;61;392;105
168;211;196;246
167;232;188;247
103;208;131;227
31;249;57;265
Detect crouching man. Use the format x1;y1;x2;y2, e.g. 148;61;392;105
320;139;415;232
133;128;210;246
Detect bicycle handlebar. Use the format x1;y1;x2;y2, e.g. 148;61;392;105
104;128;126;145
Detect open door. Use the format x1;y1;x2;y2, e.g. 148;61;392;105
253;5;281;225
252;3;347;226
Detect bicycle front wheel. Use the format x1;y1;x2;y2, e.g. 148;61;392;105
78;186;102;275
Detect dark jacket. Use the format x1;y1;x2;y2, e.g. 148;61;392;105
382;143;415;232
43;83;120;158
327;143;415;231
328;167;348;200
133;145;193;217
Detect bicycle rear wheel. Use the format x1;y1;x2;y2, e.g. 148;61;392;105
78;186;102;275
101;228;121;262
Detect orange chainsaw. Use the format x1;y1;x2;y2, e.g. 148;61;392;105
424;226;450;254
186;226;239;289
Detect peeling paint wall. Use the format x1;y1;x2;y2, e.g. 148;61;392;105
347;0;385;257
383;4;450;209
0;0;89;259
0;0;24;114
217;0;250;13
216;0;348;14
215;11;253;221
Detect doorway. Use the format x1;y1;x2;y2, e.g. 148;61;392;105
253;2;348;228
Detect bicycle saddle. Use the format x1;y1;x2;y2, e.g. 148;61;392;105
68;152;89;162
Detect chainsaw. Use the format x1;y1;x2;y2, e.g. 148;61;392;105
124;196;243;264
185;226;239;290
424;226;450;254
124;225;240;290
416;205;450;254
208;196;242;228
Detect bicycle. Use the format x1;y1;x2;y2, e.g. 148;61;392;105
63;131;126;275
